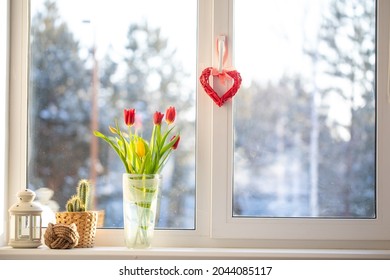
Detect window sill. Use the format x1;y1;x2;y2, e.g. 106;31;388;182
1;246;390;260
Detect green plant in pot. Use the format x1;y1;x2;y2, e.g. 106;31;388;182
56;179;99;248
66;179;90;212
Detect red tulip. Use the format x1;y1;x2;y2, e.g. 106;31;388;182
171;135;180;150
165;106;176;125
124;108;135;126
153;111;164;125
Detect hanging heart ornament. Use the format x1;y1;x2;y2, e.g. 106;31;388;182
199;67;242;107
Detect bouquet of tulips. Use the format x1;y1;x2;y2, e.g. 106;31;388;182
94;106;180;175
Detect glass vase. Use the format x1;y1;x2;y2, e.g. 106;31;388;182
122;173;161;249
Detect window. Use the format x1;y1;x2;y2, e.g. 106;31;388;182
6;0;390;249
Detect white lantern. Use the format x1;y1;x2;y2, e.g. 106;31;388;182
8;189;43;248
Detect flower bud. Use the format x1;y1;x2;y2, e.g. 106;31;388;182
165;106;176;125
124;108;136;126
153;111;164;125
171;135;180;150
109;126;118;134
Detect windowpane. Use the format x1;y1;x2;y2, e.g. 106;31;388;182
233;0;376;218
28;0;196;229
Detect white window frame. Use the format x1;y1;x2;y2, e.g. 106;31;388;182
0;0;10;248
4;0;390;250
211;0;390;242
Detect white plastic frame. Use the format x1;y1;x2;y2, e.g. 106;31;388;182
211;0;390;241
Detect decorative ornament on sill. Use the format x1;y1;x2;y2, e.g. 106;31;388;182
8;189;43;248
199;35;242;107
44;222;79;249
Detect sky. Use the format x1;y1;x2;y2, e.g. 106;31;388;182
31;0;360;129
31;0;325;87
49;0;197;74
234;0;326;85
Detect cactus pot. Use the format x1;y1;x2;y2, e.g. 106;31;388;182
122;173;161;249
55;211;98;248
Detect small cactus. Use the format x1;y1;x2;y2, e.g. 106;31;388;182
65;179;91;212
66;195;80;212
77;179;90;211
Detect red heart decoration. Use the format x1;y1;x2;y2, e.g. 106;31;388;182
199;67;242;107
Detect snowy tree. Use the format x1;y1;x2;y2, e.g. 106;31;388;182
29;0;90;203
314;0;375;217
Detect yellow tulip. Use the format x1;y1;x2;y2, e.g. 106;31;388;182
136;140;145;158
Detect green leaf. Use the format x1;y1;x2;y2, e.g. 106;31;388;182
135;202;152;208
94;130;130;173
161;126;175;146
156;151;171;173
160;133;180;156
149;125;157;151
116;120;128;163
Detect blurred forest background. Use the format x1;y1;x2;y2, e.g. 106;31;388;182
27;0;375;228
233;0;375;218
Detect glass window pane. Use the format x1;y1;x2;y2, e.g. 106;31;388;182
233;0;376;218
17;216;30;239
28;0;196;229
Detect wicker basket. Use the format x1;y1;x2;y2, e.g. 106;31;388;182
56;211;98;248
